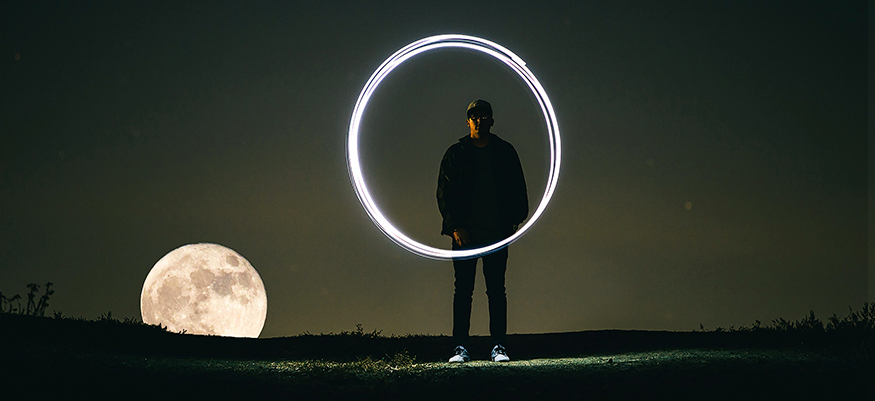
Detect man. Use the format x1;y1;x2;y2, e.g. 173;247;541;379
437;99;528;363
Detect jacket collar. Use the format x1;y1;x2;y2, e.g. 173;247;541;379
458;133;502;148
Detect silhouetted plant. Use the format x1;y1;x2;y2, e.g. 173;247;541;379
1;292;18;313
96;311;114;322
1;282;52;316
85;311;156;327
25;283;38;314
698;302;874;358
34;282;54;316
340;323;383;338
825;302;874;357
700;304;873;334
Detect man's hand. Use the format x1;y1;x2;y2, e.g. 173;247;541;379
453;228;470;247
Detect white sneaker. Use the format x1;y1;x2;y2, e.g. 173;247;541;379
448;345;470;363
491;344;510;362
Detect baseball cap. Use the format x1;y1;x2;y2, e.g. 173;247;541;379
466;99;493;118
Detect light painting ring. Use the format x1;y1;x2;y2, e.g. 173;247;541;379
347;34;561;260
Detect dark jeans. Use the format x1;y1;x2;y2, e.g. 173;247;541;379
452;244;508;348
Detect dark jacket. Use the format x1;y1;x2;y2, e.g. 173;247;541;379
437;134;528;239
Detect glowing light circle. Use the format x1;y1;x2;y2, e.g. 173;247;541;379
347;34;561;260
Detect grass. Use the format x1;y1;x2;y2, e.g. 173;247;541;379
0;285;871;399
1;306;872;400
3;335;865;400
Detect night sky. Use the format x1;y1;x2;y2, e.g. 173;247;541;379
2;1;869;338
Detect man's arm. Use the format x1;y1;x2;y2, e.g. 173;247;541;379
437;147;463;237
452;228;470;247
507;144;529;225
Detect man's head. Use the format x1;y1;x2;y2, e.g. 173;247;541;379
467;99;493;119
466;99;494;136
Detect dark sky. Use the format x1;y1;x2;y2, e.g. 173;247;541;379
2;1;869;338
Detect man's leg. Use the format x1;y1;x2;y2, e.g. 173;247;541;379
452;257;478;348
482;247;508;346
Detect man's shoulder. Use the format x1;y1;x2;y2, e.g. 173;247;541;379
488;134;518;152
441;139;466;167
444;136;470;153
489;133;509;145
444;134;515;154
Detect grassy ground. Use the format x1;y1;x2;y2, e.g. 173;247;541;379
1;313;871;400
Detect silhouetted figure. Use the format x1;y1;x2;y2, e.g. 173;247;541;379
437;99;528;362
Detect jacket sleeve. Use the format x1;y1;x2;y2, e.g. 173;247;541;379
506;144;529;225
437;148;461;236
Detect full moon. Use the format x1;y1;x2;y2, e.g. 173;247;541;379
140;243;267;338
